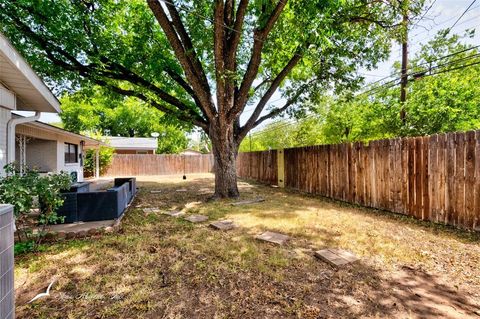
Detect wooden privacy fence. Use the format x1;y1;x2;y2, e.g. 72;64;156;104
104;154;214;176
237;150;277;185
236;130;480;231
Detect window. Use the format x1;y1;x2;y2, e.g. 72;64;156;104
64;143;78;164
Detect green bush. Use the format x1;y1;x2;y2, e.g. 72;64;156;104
84;146;114;177
0;164;72;248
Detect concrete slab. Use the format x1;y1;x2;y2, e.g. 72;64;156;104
150;190;162;194
42;220;115;234
231;198;265;206
162;210;185;218
209;220;235;230
255;231;289;245
176;188;187;192
184;214;208;223
314;248;359;267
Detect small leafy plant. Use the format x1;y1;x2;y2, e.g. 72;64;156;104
0;163;72;251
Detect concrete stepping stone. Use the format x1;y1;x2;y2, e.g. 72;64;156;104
209;220;235;230
231;197;265;206
176;188;187;192
162;210;185;218
143;208;161;214
150;190;162;194
184;214;208;223
314;248;359;267
255;231;289;245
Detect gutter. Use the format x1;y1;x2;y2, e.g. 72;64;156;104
7;111;41;163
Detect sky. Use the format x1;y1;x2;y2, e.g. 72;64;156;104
21;0;480;131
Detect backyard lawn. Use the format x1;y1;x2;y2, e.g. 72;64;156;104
15;174;480;318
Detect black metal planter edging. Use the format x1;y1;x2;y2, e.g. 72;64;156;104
56;177;137;223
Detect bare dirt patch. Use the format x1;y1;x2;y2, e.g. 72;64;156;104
15;174;480;318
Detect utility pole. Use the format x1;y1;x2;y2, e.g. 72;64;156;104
400;10;408;123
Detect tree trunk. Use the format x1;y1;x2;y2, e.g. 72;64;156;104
210;128;240;198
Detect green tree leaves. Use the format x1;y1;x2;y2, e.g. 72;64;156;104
60;87;189;153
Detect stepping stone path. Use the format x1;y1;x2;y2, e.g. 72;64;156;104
184;214;208;223
255;231;289;245
314;248;359;267
162;210;185;218
231;197;265;206
143;208;161;214
150;190;162;194
176;188;188;192
209;220;235;231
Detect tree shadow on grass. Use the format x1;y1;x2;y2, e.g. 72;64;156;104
14;176;480;318
285;259;480;318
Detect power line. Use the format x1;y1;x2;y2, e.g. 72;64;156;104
251;51;480;137
412;0;438;28
448;0;478;32
410;3;480;39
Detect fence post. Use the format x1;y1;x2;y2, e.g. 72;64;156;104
277;149;285;188
0;204;15;319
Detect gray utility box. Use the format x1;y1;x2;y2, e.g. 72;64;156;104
0;204;14;319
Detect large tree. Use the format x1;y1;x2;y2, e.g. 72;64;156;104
1;0;406;198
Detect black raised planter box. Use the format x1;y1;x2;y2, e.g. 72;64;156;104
57;177;136;223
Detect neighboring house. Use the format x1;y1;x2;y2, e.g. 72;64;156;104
180;149;204;156
105;136;158;154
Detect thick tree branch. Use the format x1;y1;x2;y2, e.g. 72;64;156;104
214;0;226;114
236;79;314;142
224;0;235;27
162;66;211;122
147;0;216;119
240;50;302;130
231;0;288;120
226;0;249;64
8;12;207;126
95;79;209;131
163;1;211;92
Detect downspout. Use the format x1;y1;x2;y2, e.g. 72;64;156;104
6;111;41;164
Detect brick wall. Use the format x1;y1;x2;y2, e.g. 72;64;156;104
0;204;14;319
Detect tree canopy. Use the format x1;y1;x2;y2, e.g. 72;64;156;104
0;0;420;197
243;30;480;150
60;87;188;153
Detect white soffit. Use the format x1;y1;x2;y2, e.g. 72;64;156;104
0;32;60;113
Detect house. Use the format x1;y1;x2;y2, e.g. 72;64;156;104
0;32;60;175
105;136;158;154
180;149;204;156
0;32;102;181
0;30;64;319
14;115;102;181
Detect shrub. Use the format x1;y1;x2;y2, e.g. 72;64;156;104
84;146;114;177
0;164;72;249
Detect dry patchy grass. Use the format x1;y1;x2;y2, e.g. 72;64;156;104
14;174;480;318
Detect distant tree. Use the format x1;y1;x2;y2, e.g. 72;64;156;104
60;87;189;153
83;146;114;177
304;31;480;144
239;118;324;151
